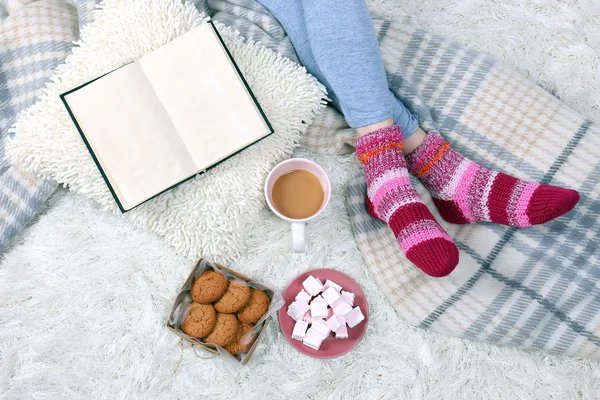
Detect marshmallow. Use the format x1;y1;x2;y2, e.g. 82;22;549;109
335;323;348;339
322;279;342;293
311;295;326;304
322;287;342;307
341;290;355;306
303;310;316;324
302;275;324;296
287;300;309;321
292;320;309;341
295;290;311;303
310;301;328;319
303;330;323;350
331;296;346;308
333;301;353;317
346;306;365;328
310;319;331;340
326;314;345;332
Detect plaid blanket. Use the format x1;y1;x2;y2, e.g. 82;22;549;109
4;0;599;359
0;0;96;249
207;1;600;358
346;23;600;359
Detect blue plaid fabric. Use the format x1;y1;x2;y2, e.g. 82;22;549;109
204;1;600;357
0;0;97;250
345;22;600;359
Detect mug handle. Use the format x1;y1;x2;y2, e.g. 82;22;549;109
292;222;306;253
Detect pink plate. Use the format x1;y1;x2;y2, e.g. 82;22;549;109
278;268;369;359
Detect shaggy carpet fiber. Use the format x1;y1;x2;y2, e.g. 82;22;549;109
7;0;326;263
2;0;600;399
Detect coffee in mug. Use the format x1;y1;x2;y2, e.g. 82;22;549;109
265;158;331;253
271;170;325;220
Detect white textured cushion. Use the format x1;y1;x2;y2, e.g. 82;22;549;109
7;0;326;263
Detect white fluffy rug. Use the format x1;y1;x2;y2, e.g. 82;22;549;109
2;0;600;398
7;0;325;263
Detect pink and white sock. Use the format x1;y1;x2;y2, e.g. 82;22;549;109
356;125;459;277
406;131;580;226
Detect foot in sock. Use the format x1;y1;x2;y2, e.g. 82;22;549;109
406;132;580;226
356;125;459;277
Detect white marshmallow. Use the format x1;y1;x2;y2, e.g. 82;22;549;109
302;275;324;296
292;320;309;341
322;287;342;307
333;301;353;317
341;290;355;306
326;314;344;332
310;319;331;340
322;279;342;293
287;300;309;321
310;301;328;319
311;295;326;304
295;290;311;303
335;323;348;339
303;330;323;350
346;306;365;328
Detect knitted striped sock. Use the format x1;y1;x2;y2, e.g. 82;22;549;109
356;126;459;277
406;132;580;226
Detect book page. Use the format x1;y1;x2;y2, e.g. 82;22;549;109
64;63;198;210
139;23;270;171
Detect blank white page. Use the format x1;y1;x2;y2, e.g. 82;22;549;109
140;23;270;170
64;63;198;210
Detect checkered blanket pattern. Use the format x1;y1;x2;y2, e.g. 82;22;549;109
0;0;96;250
207;3;600;358
347;22;600;358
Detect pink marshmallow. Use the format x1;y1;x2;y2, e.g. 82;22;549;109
302;276;324;296
295;290;311;303
326;314;344;332
303;330;323;350
322;279;342;293
346;306;365;328
303;310;316;324
331;296;346;308
341;290;355;306
310;301;328;319
310;319;331;340
322;287;342;307
333;301;352;317
335;324;348;339
287;300;309;321
292;320;309;341
311;295;326;304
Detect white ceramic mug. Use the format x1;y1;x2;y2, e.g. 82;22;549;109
265;158;331;253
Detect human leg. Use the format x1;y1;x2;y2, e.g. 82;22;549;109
256;0;420;141
256;0;458;276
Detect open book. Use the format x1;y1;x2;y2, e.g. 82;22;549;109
61;21;273;212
